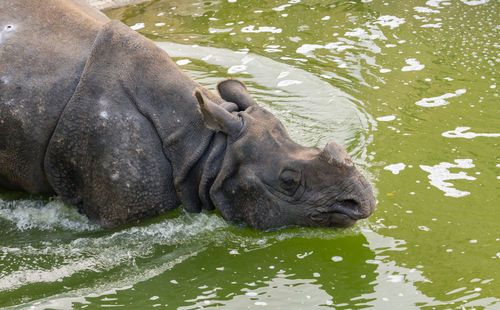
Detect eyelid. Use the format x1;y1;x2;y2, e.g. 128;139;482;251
263;170;305;202
281;168;300;179
279;169;302;195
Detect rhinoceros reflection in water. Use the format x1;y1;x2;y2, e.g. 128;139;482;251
0;0;375;229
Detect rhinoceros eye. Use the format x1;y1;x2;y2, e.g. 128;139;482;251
279;169;300;194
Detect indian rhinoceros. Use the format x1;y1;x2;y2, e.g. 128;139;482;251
0;0;376;229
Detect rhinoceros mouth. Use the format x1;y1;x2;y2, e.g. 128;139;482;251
310;201;364;228
310;211;356;228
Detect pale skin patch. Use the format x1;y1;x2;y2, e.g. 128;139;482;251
110;170;120;181
0;24;16;45
99;111;109;119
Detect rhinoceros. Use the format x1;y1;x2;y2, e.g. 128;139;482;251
0;0;376;229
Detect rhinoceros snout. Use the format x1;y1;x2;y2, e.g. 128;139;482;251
353;186;377;219
337;182;376;221
356;199;376;220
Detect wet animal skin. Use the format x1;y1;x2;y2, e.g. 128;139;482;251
0;0;376;229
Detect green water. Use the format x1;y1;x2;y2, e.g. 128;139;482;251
1;0;499;308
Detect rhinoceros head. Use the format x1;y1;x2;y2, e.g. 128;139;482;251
195;79;375;229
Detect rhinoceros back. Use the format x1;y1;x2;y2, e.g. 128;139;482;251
0;0;109;193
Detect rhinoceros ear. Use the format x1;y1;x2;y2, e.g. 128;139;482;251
216;79;257;111
195;90;243;136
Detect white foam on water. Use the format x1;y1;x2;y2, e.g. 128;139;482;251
376;115;396;121
384;163;406;174
460;0;489;5
414;6;440;13
374;15;406;29
345;28;368;38
402;58;425;71
130;23;145;30
416;89;467;107
297;251;313;259
442;127;500;139
413;15;427;20
296;42;353;56
241;25;282;33
345;25;385;42
426;0;448;8
272;4;291;11
209;27;233;33
421;23;442;28
420;159;476;197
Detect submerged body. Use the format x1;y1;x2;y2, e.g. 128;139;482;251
0;0;375;228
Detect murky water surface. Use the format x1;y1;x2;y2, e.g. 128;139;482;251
1;0;499;308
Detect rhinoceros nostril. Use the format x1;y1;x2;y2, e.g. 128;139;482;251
337;199;369;220
341;197;376;219
340;199;359;210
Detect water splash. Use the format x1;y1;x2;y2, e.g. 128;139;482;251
0;212;228;292
0;198;97;232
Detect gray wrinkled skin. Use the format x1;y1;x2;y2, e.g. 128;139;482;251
0;0;376;229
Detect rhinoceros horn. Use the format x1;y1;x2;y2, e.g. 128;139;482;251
319;141;354;167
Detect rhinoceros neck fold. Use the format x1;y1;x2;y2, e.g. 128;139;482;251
93;21;228;213
193;132;228;210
